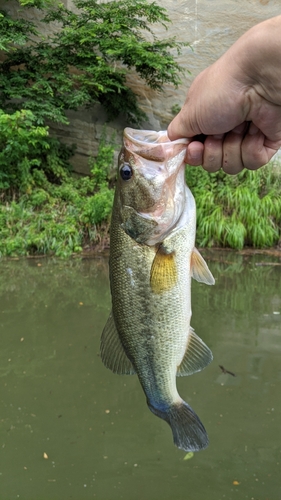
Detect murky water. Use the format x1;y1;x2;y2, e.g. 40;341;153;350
0;252;280;500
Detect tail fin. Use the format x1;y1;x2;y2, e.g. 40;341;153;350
148;400;209;452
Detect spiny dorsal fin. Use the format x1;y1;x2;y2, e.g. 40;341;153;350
177;327;213;377
150;246;177;294
191;248;215;285
100;312;135;375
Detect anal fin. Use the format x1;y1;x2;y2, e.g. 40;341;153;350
177;327;213;376
100;312;136;375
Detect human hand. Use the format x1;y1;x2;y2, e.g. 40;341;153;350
168;16;281;174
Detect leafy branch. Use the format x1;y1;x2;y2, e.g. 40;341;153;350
0;0;186;125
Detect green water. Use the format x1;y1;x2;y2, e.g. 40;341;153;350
0;252;280;500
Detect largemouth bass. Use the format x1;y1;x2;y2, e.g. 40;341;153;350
101;128;215;452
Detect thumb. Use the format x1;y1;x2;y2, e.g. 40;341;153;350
168;102;201;140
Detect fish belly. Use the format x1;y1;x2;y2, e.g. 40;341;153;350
110;223;190;394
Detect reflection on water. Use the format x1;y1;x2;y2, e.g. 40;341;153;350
0;252;280;500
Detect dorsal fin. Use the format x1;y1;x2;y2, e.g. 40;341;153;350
150;246;177;294
191;248;215;285
177;327;213;376
100;312;136;375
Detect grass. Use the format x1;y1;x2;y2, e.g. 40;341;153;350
186;163;281;250
0;132;115;258
0;184;114;258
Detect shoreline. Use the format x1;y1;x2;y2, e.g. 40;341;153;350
3;245;280;261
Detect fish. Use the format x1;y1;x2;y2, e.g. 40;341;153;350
101;128;215;452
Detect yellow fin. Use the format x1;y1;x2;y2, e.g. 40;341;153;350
191;248;215;285
150;246;177;294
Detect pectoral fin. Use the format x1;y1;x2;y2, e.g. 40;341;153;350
100;312;136;375
150;246;177;294
191;248;215;285
177;327;213;376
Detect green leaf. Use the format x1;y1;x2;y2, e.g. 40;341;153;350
0;0;186;124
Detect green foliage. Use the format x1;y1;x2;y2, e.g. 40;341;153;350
171;104;181;115
0;0;188;257
88;133;116;188
0;0;185;125
0;108;75;197
186;165;281;249
0;11;38;51
0;131;115;258
18;0;55;8
0;109;49;192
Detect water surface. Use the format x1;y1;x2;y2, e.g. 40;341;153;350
0;252;280;500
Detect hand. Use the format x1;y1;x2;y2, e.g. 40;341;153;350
168;16;281;174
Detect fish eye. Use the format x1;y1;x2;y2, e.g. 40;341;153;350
120;163;133;181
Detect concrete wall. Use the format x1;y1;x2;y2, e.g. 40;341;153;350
1;0;280;173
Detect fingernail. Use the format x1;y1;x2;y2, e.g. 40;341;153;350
188;150;199;160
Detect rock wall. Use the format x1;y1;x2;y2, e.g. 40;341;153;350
1;0;280;173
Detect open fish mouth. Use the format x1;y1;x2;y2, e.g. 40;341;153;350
123;128;189;163
118;128;191;246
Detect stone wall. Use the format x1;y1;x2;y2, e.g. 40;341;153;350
1;0;280;173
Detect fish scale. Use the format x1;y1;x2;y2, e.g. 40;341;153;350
101;128;215;452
